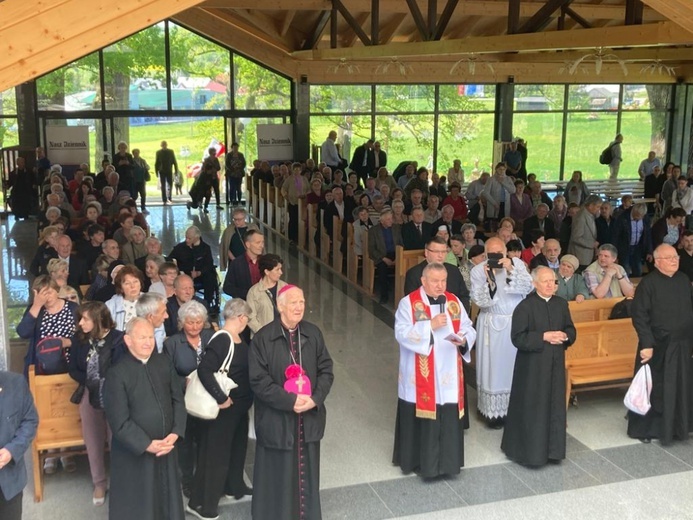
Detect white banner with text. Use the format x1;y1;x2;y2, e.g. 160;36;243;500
45;126;90;166
257;124;293;161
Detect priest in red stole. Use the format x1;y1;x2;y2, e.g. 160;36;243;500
393;262;476;478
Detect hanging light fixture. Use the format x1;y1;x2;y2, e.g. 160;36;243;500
639;60;677;76
561;47;628;76
375;57;413;76
449;54;495;76
328;58;360;75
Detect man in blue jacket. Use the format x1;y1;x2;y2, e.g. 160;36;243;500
0;370;39;519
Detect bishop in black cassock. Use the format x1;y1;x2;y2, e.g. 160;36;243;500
249;285;334;520
104;318;186;520
502;267;576;466
628;244;693;445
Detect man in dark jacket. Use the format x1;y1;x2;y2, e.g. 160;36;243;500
223;228;264;299
155;140;178;204
349;139;373;186
404;236;471;314
167;226;217;310
401;207;432;251
249;285;334;520
0;371;38;520
163;274;209;337
612;203;653;278
367;141;387;177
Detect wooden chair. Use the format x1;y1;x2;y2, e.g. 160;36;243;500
394;246;425;304
361;229;375;295
565;318;638;408
28;365;86;502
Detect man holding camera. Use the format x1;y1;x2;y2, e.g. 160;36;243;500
470;237;533;429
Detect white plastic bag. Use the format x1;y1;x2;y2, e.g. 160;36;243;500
624;364;652;415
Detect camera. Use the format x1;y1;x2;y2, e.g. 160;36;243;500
487;252;504;269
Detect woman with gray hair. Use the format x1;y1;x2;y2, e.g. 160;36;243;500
187;298;253;519
163;300;214;498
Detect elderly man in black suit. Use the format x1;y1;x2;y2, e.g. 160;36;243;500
403;236;470;314
522;203;556;241
349;139;374;187
163;274;209;336
368;208;403;304
222;228;264;300
401;207;432;251
56;234;90;287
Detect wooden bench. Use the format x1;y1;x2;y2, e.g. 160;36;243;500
28;365;86;502
394;246;424;304
361;229;374;295
565;318;638;408
568;297;622;323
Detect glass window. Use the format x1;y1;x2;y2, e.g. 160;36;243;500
311;115;372;165
169;23;231;110
0;118;19;149
376;113;434;170
514;85;565;111
438;84;495;112
234;55;290;111
512;112;563;181
1;88;17;115
37;53;101;111
103;25;168;111
567;84;619;111
620;111;667;177
310;85;372;113
436;113;494;180
376;85;434;113
564;112;618;180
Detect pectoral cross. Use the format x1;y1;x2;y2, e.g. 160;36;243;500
296;376;305;393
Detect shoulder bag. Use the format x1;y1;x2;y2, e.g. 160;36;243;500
185;330;238;420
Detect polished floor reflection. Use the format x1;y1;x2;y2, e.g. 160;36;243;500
4;205;693;520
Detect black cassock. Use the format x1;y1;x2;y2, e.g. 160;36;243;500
249;319;334;520
628;270;693;444
502;293;576;466
104;352;186;520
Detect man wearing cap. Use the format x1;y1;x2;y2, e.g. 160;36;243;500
249;285;334;520
502;266;576;466
555;254;590;302
393;263;476;478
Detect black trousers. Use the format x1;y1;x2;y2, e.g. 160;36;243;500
160;171;173;202
194;270;218;308
376;252;396;299
226;176;242;204
134;181;147;208
204;176;221;208
189;402;250;517
288;203;299;242
0;489;22;520
177;415;201;487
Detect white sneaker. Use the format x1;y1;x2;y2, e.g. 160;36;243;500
185;504;219;520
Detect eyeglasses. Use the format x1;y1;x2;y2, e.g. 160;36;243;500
656;255;679;261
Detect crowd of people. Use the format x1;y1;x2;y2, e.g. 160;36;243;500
3;136;693;520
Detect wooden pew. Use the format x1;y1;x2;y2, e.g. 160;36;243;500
275;185;287;235
565;318;638;408
297;198;307;250
346;222;359;284
319;209;330;264
307;204;318;257
258;181;266;224
265;181;275;230
332;216;343;273
361;229;375;295
394;246;424;304
28;365;86;502
568;297;623;323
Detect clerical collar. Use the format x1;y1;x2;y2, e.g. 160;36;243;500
537;294;551;302
139;357;150;364
427;294;444;305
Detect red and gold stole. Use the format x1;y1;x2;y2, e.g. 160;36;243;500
409;289;465;420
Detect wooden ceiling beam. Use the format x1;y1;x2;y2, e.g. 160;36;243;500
172;9;298;77
641;0;693;34
334;0;371;45
198;0;664;21
343;13;371;48
302;9;331;50
280;10;297;36
301;59;691;84
294;21;693;59
517;0;574;34
203;8;294;52
378;13;408;44
0;0;207;91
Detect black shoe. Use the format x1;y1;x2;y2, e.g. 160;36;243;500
232;485;253;500
182;483;192;498
639;437;652;444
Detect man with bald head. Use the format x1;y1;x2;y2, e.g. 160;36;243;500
502;267;576;466
249;285;334;520
628;244;693;445
104;317;186;519
163;274;209;336
470;237;533;428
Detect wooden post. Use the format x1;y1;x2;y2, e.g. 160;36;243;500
266;182;275;229
298;198;306;250
346;223;359;283
320;209;331;264
361;229;374;294
332;216;343;273
258;182;266;224
307;204;317;257
394;245;405;304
